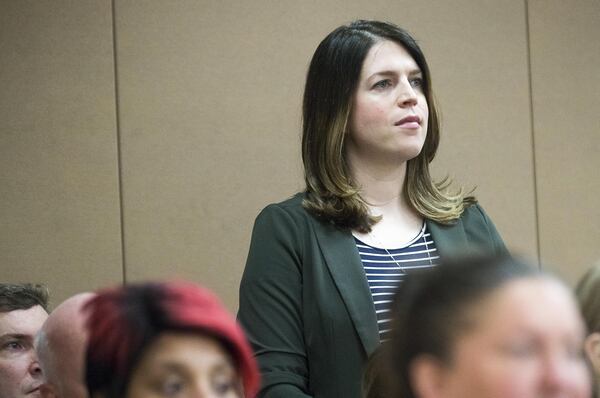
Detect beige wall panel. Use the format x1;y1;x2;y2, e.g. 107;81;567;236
528;0;600;284
117;0;536;310
0;1;123;306
410;1;537;259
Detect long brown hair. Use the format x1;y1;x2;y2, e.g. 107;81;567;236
301;20;475;232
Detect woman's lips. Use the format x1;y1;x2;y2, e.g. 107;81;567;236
397;121;420;129
395;115;421;129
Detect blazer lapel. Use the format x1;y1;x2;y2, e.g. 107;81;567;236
311;220;380;355
426;218;471;259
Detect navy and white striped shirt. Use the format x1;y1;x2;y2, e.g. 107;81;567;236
355;223;439;341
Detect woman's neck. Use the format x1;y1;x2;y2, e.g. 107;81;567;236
350;158;423;247
350;159;407;210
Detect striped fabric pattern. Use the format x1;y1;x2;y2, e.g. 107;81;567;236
355;224;439;341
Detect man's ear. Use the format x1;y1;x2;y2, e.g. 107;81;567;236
584;332;600;376
410;355;449;398
39;383;57;398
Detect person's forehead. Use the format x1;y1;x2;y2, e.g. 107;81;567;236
362;40;417;71
471;278;584;336
0;305;48;336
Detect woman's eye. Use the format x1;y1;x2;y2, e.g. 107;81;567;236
212;376;240;396
503;342;536;357
214;382;234;394
372;79;392;90
160;379;184;397
409;77;424;88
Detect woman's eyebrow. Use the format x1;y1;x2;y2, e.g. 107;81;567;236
367;70;396;79
367;69;422;80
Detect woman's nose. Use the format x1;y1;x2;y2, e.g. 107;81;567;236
540;356;586;395
397;81;418;107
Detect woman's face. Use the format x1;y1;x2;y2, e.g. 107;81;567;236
127;333;241;398
346;39;428;168
413;278;591;398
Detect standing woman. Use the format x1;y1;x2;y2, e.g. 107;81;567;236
238;20;508;398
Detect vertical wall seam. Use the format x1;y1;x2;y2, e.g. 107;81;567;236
111;0;127;284
524;0;542;267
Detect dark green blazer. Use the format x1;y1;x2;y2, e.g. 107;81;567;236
238;194;507;398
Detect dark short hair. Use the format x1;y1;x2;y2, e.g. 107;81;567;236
0;283;49;313
388;254;541;398
84;281;259;398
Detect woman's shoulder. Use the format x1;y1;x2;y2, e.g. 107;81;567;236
458;202;508;255
258;192;308;217
272;192;306;208
248;193;317;255
427;202;499;240
458;202;494;226
426;202;507;256
424;201;489;229
253;192;314;229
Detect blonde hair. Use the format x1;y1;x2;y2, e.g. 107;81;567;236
301;20;475;233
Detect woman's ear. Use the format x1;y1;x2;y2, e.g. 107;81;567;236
410;355;448;398
584;332;600;376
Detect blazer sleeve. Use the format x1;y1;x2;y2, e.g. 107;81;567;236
238;204;313;398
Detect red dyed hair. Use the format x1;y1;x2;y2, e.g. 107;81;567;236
84;281;259;397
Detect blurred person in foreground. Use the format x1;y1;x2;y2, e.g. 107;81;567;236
364;255;592;398
84;281;259;398
0;283;49;398
36;292;95;398
576;263;600;396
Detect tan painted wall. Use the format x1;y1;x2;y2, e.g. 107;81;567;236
0;1;123;307
528;0;600;284
1;0;598;310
